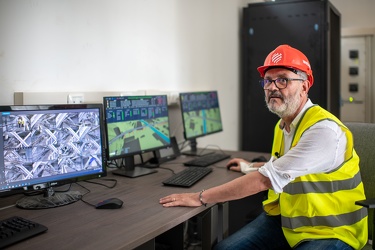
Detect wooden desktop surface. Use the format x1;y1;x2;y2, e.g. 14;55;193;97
0;150;269;250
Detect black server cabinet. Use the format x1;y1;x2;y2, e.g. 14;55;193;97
240;0;340;153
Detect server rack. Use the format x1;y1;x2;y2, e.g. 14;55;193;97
240;0;341;153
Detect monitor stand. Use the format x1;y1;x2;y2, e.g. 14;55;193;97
16;187;81;209
112;156;157;178
181;139;215;157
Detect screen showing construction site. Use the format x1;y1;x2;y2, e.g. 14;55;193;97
0;104;106;192
180;91;223;140
103;95;171;160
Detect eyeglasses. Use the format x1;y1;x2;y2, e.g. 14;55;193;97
259;78;305;90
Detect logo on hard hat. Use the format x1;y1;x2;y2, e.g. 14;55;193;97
302;60;311;69
271;53;282;63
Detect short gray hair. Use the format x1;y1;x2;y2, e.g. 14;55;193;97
296;70;308;80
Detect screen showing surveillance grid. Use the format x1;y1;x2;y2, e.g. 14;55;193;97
180;91;223;140
103;95;171;160
0;107;105;191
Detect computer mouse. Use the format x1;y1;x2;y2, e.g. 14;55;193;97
95;198;123;209
226;162;238;170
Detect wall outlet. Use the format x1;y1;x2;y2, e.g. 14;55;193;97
67;94;85;104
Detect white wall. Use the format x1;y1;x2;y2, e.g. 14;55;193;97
0;0;247;151
1;0;375;151
330;0;375;29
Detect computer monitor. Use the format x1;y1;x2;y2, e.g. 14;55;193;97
103;95;171;177
179;91;223;156
0;104;107;209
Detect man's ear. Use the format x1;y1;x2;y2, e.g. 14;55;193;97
303;80;311;95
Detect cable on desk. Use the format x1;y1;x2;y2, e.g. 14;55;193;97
199;144;227;156
84;178;118;189
75;183;94;207
179;142;228;157
157;160;200;175
76;179;118;208
157;166;176;175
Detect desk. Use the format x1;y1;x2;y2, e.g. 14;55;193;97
0;150;268;250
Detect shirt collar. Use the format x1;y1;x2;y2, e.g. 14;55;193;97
290;99;314;129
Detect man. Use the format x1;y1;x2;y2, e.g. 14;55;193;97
159;45;368;249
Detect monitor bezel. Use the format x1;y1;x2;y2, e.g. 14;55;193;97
0;103;107;194
179;90;223;141
103;95;172;162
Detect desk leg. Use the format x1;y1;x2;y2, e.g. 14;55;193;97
197;208;212;249
217;202;229;242
185;208;215;249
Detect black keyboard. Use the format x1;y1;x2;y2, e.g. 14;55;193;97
162;167;213;187
183;153;231;167
0;216;48;249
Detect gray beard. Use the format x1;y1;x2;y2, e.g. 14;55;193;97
265;92;301;119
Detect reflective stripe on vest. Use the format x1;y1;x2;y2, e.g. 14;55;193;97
284;170;362;195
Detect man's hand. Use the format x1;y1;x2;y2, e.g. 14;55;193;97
226;158;250;172
159;192;201;207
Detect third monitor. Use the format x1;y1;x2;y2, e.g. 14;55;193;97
179;90;223;156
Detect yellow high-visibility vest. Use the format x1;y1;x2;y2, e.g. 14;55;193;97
263;105;368;249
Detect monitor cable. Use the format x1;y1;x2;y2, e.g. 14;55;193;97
201;144;227;155
106;160;118;169
83;178;118;189
75;178;118;208
157;166;176;175
179;140;189;152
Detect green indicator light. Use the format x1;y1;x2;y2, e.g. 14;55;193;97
349;97;354;103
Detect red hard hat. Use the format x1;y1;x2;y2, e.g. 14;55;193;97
257;44;314;86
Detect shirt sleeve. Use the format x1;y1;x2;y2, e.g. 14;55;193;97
258;120;347;193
